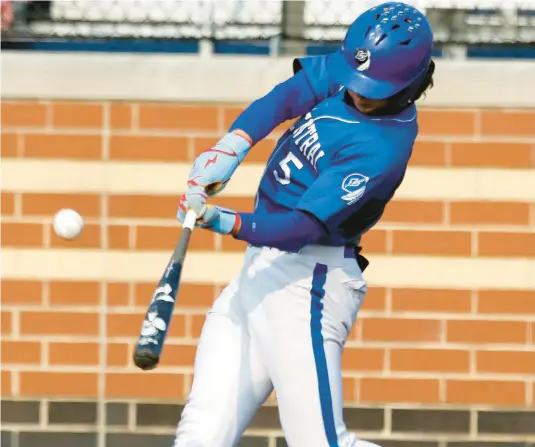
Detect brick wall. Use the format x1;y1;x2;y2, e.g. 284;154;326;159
1;99;535;446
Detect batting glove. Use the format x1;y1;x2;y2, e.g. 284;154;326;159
187;131;251;197
177;193;241;236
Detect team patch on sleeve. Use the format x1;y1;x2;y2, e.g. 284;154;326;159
341;173;369;205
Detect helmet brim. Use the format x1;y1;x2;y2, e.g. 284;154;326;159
327;49;402;100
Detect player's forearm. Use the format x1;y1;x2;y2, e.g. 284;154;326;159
234;209;326;252
228;70;316;145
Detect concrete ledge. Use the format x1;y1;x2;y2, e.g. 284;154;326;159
2;51;535;107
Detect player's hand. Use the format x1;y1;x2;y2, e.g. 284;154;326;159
187;131;251;197
177;193;241;236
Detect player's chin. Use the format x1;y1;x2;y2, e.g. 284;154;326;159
356;104;379;114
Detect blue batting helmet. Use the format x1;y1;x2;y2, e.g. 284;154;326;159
328;2;434;102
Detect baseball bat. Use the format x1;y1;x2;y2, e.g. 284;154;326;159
133;209;198;370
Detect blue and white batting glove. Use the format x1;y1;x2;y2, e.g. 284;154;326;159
177;193;241;236
187;131;251;197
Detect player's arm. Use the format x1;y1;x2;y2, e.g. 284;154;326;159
233;209;327;252
180;54;339;201
234;140;405;251
229;54;338;146
185;144;402;252
178;56;340;229
291;147;403;239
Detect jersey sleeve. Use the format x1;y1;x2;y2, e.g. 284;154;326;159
295;145;404;231
292;54;341;104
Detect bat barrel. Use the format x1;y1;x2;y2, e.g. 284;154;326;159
132;210;196;371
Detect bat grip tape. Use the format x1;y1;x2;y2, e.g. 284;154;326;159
183;209;197;231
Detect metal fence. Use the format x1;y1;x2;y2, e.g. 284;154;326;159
2;0;535;45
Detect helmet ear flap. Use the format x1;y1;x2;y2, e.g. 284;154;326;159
393;59;435;108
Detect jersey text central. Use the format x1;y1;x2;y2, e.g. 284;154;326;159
291;112;325;170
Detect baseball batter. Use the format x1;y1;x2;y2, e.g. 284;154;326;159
176;2;435;446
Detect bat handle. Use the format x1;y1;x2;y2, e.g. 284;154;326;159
183;209;197;230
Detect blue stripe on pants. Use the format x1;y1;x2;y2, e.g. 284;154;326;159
310;263;339;446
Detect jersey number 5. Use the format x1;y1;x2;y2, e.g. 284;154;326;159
273;152;303;185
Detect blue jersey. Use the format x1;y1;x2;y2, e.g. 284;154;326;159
253;55;418;247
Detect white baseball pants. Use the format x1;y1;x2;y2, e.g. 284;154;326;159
173;244;382;447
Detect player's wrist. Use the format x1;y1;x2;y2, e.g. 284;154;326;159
217;131;252;163
230;129;253;146
230;213;242;237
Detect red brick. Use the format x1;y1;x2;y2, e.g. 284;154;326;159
451;142;532;168
108;225;130;250
139;104;218;131
1;102;47;127
1;311;12;335
52;102;103;128
109;135;189;161
24;134;102;159
481;110;535;137
478;232;535;257
107;342;129;366
159;344;198;367
0;280;42;305
106;373;186;399
109;195;177;219
110;103;132;129
362;318;441;342
20;372;98;397
382;200;444;224
361;230;387;253
392;230;471;256
360;378;439;404
409;141;446;166
20;311;98;336
1;341;41;364
49;342;99;365
22;193;100;217
446;380;526;405
447;320;528;344
418;110;476;136
343;377;356;403
478;290;535;315
392;288;471;314
342;348;385;372
391;349;470;373
360;288;387;312
2;371;12;396
1;132;18;157
477;350;535;375
1;192;15;216
450;202;530;226
49;281;100;306
1;222;43;247
107;283;130;306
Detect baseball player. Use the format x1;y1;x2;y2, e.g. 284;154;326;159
175;2;435;446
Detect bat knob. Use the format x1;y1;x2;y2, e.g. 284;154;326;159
133;348;159;371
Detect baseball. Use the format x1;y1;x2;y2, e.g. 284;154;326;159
52;208;84;240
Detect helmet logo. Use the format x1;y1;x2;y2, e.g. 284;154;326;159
355;49;371;72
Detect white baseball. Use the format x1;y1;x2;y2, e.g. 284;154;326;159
52;208;85;240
